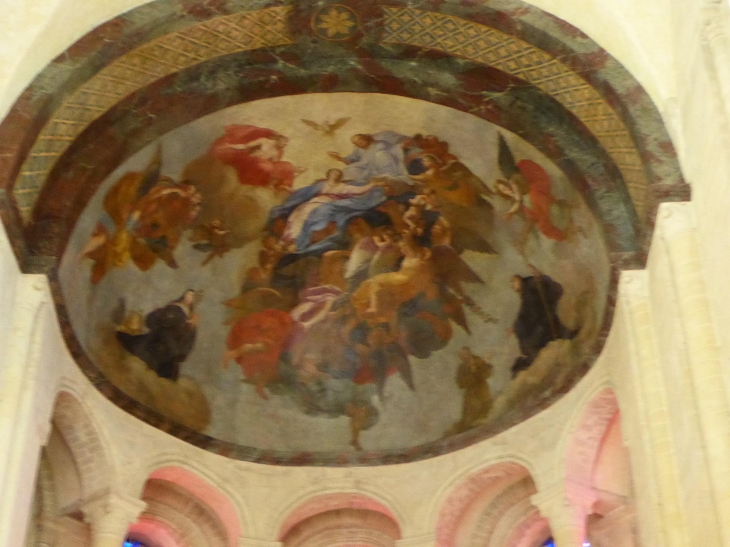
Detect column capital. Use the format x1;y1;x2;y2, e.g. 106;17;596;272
395;533;436;547
53;515;91;544
82;491;146;540
530;482;571;511
531;483;587;547
590;504;635;535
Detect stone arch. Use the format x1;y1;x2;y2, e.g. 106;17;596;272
494;497;549;547
132;458;246;547
24;455;60;547
560;386;620;496
428;454;539;535
589;412;632;515
434;460;544;547
507;509;552;547
138;478;229;547
35;454;59;519
277;491;403;542
127;518;188;547
49;389;115;499
281;508;401;547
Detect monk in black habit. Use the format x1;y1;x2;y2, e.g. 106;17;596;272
117;290;200;380
509;269;576;377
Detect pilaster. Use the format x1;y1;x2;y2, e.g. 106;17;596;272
659;202;730;545
619;269;689;547
702;0;730;132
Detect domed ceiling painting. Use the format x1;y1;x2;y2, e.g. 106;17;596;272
61;92;607;456
0;0;686;464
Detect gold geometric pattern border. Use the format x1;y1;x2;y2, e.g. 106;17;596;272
382;8;648;215
13;6;293;222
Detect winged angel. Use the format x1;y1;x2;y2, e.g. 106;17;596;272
79;148;201;283
213;127;499;450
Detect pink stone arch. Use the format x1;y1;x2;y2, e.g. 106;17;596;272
281;509;401;547
278;493;401;541
148;466;242;547
435;461;533;547
128;518;186;547
52;390;113;497
564;387;619;492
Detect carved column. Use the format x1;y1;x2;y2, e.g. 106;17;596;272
530;484;586;547
82;492;147;547
659;202;730;545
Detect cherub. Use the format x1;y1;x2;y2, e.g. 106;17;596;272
403;188;439;235
241;235;285;292
190;219;231;266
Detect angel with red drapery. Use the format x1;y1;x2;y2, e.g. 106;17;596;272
208;124;305;190
493;135;573;254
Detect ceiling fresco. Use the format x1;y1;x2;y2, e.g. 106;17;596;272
0;0;688;464
60;92;609;455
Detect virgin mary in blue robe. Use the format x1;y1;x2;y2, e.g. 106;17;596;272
269;179;388;254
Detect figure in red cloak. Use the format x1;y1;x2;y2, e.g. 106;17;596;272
208;125;302;190
495;159;567;253
494;134;568;253
222;308;294;399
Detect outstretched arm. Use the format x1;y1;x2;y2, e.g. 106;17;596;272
327;151;350;164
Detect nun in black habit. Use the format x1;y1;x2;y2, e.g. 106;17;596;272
117;289;200;380
509;270;576;377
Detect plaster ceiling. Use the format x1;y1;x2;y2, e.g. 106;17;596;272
0;0;686;465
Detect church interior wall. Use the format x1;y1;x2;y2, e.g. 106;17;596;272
1;0;730;546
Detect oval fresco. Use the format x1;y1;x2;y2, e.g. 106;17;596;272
59;93;610;459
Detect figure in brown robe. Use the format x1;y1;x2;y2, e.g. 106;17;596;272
448;347;493;435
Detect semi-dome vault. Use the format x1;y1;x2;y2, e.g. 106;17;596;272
0;0;686;465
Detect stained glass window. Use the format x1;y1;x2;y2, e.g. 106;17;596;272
540;538;591;547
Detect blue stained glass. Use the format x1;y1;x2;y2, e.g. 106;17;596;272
540;537;591;546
